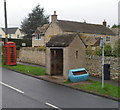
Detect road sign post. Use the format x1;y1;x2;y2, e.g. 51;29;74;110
4;0;8;43
100;37;104;88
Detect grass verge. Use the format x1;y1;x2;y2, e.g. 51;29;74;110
2;64;46;76
64;79;120;99
2;63;119;99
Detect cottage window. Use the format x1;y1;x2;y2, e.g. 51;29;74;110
106;36;110;42
35;34;41;40
9;34;11;38
17;35;19;38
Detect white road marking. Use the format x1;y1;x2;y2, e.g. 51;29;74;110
45;102;62;110
0;81;24;94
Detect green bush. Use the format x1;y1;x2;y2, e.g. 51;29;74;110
16;45;21;50
37;46;46;51
104;43;112;56
2;38;32;50
95;44;112;56
86;45;93;55
1;46;5;64
85;42;118;57
95;46;102;56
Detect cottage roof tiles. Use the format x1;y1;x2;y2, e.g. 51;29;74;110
2;28;18;34
36;24;49;33
57;20;115;35
46;34;79;47
83;36;101;46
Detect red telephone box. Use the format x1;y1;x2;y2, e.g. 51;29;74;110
4;42;16;66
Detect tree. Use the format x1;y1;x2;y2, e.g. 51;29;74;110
21;4;49;36
111;24;120;28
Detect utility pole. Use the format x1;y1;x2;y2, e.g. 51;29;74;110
4;0;8;43
100;37;104;88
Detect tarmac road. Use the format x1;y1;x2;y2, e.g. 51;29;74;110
1;68;119;109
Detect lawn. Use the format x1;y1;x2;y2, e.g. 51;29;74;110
3;64;46;76
68;79;120;99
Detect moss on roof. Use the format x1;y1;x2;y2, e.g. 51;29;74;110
46;34;81;47
57;20;115;35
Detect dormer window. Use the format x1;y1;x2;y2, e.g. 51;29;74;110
35;34;41;40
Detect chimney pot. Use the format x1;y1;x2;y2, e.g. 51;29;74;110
103;20;107;27
54;11;56;15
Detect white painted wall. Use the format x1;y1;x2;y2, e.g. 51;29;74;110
0;28;5;38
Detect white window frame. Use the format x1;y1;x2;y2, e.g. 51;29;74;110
35;34;42;40
106;36;110;42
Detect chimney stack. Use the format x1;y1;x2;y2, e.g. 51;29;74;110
51;11;57;23
103;20;107;27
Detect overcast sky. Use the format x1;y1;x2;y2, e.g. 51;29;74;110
0;0;119;28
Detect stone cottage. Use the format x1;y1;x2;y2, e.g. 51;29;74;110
32;24;49;47
32;11;115;47
110;28;119;47
46;34;86;79
0;27;24;39
82;36;101;50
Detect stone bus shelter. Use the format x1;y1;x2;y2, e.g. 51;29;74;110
46;34;86;79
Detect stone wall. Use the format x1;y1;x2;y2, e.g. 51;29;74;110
85;55;119;81
18;47;45;66
18;47;119;81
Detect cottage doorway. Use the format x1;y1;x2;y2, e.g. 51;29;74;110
51;49;63;76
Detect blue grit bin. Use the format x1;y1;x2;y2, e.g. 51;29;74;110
68;68;89;83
